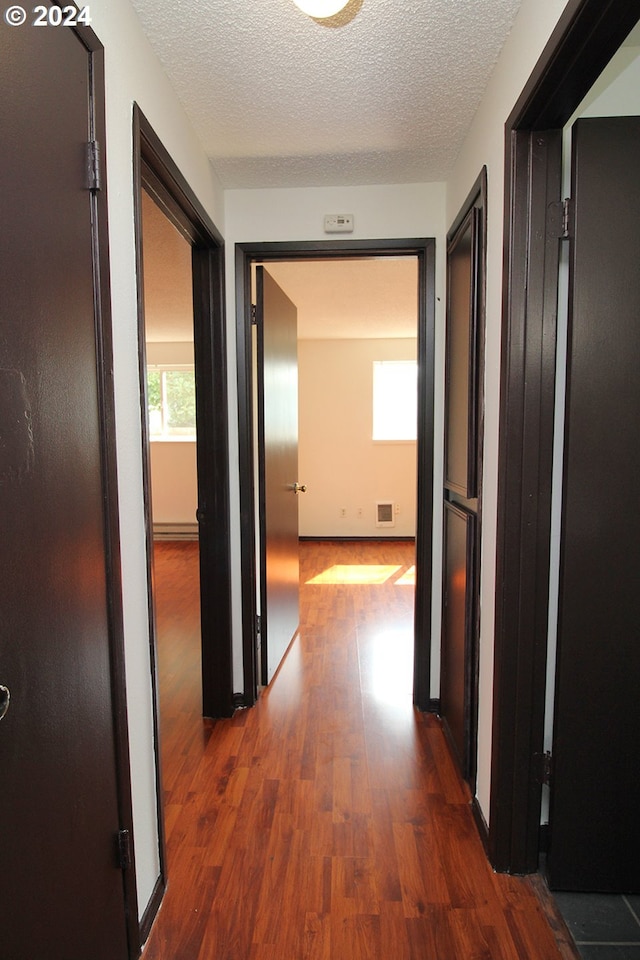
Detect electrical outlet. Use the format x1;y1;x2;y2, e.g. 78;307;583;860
395;503;400;514
357;507;363;518
340;507;346;518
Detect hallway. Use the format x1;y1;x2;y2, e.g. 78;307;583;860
144;540;571;959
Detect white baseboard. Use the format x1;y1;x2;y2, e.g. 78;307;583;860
153;522;198;541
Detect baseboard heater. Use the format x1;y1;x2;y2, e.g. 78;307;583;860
153;522;198;541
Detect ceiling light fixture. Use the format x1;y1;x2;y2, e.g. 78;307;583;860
292;0;350;18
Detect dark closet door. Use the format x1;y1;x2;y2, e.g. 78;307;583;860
441;502;477;776
256;267;300;684
548;116;640;892
444;209;480;500
0;24;129;957
441;181;484;789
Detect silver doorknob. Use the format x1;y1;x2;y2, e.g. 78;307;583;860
293;482;307;494
0;685;10;721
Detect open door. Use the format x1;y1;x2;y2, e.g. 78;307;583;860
0;22;131;958
547;116;640;892
237;240;435;708
255;266;302;684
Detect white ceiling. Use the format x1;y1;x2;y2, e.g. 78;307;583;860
139;7;640;342
265;258;418;338
142;191;193;342
129;0;524;189
142;190;418;341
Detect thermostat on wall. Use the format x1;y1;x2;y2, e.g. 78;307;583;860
324;213;354;233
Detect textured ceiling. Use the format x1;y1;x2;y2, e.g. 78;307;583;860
129;0;523;189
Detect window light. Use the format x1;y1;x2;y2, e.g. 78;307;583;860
147;366;196;440
372;360;418;442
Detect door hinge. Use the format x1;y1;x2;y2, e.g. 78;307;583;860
533;750;553;786
251;304;258;325
255;614;262;638
548;197;573;240
86;140;102;192
117;829;132;870
561;197;573;240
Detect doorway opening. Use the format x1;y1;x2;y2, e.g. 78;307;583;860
141;190;200;544
138;181;203;894
133;107;233;940
236;239;435;713
489;0;640;884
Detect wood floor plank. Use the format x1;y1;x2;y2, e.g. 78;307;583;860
301;912;331;960
143;538;569;960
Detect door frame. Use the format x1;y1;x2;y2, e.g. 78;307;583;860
441;167;487;794
235;238;436;709
489;0;639;874
72;24;141;958
133;107;234;937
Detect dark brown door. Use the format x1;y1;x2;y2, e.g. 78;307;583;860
548;116;640;892
0;24;129;957
441;192;483;788
256;267;300;684
441;502;477;776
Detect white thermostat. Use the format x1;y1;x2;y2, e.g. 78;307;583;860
324;213;354;233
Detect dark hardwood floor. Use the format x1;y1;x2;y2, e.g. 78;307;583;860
143;539;575;960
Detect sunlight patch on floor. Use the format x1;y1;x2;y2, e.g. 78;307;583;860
395;565;415;585
367;628;414;707
306;564;402;585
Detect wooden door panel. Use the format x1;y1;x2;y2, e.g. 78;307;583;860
441;179;484;790
444;209;480;499
548;116;640;892
441;502;476;778
0;23;129;957
256;267;300;684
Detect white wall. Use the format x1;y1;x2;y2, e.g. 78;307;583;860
149;443;198;524
224;182;447;696
145;332;420;534
444;0;574;823
146;341;195;365
299;339;417;538
88;0;225;919
571;44;640;120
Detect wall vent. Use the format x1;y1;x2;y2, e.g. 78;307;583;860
376;501;395;527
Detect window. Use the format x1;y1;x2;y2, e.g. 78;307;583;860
147;366;196;440
372;360;417;441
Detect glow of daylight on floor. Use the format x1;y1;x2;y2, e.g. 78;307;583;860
368;629;414;706
306;564;402;585
395;566;415;585
306;564;416;586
